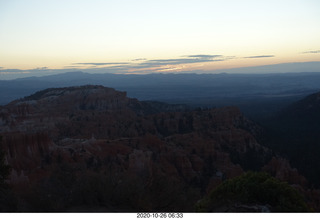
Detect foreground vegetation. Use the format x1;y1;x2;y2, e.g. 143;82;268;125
196;172;310;212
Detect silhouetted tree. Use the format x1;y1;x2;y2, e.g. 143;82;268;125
0;136;18;212
0;136;10;187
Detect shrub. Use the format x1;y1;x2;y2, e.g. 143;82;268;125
196;172;310;212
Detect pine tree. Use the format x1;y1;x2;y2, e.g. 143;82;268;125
0;136;11;187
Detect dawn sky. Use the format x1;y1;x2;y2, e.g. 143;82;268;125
1;0;320;74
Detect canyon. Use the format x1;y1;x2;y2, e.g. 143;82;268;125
0;85;319;212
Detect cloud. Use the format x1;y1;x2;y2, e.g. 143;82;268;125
132;58;147;61
146;58;215;65
244;55;275;59
64;65;86;68
1;54;235;77
302;50;320;54
116;54;232;73
73;62;130;66
32;67;48;70
65;54;234;74
184;54;223;59
144;54;227;66
74;54;230;72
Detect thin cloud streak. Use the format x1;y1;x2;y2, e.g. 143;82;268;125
73;62;130;66
64;65;86;68
244;55;275;59
131;58;147;61
184;54;222;58
32;67;48;70
146;58;220;65
145;54;229;66
302;50;320;54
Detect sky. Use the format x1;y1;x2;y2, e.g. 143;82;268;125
1;0;320;75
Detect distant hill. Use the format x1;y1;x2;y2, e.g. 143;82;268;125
1;72;320;119
261;91;320;187
280;91;320;121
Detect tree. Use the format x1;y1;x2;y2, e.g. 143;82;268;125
196;172;310;212
0;135;17;212
0;136;11;187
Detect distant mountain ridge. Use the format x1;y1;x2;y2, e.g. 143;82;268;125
1;72;320;120
1;61;320;79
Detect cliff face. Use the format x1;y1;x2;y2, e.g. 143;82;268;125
0;85;315;211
